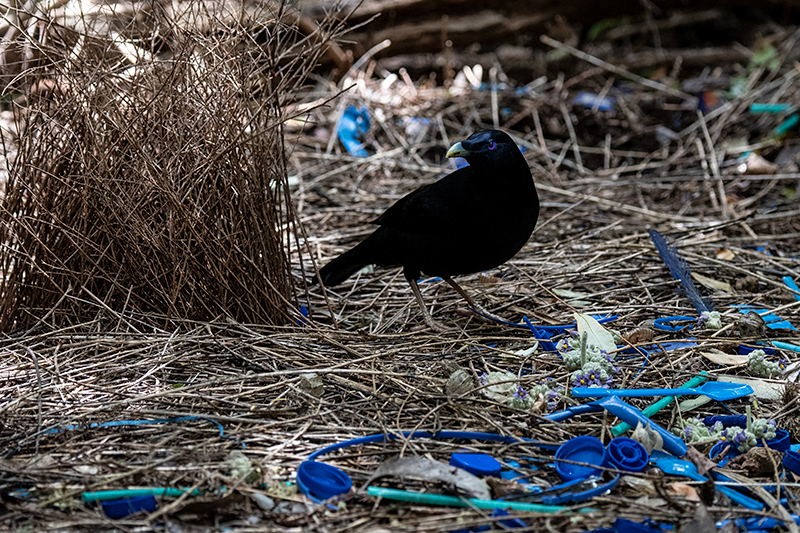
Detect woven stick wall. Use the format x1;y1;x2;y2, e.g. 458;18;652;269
0;1;343;331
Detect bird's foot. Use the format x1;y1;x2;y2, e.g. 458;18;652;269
464;305;509;325
421;316;456;334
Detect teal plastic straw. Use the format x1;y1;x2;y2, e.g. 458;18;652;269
774;341;800;354
610;372;708;436
750;103;794;114
775;114;800;136
82;487;201;502
366;486;580;513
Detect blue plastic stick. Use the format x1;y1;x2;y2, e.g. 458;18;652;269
784;276;800;302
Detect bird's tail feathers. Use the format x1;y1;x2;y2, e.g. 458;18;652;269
316;235;379;286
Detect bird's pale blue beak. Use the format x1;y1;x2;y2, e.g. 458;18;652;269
446;141;470;158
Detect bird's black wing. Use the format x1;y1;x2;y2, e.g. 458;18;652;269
372;166;480;234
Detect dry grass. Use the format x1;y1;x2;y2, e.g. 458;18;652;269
1;4;800;532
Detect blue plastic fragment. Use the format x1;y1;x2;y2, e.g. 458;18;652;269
594;396;687;457
102;495;157;519
734;305;797;331
491;509;527;529
775;341;800;353
39;416;242;448
449;453;502;478
296;305;309;326
544;402;604;422
337;106;370;157
658;340;697;352
523;317;558;351
653;316;695;332
738;345;776;356
573;91;615;111
784;276;800;302
702;415;748;427
308;431;560;462
785;450;800;476
540;474;620;505
613;518;663;533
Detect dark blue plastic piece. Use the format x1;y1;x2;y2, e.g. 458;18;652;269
544;402;604;422
541;474;620;505
296;461;352;501
703;415;747;427
785;450;800;475
491;509;527;528
738;344;776;356
710;429;790;463
653;316;696;332
555;436;606;480
606;438;648;472
449;453;502;478
614;518;663;532
523;317;558;351
785;276;800;302
337;106;370;157
308;431;560;461
102;495;157;519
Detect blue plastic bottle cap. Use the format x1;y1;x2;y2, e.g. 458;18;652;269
710;428;791;464
767;429;791;452
606;437;648;472
296;461;352;501
102;495;157;519
784;450;800;475
708;441;739;465
449;453;502;478
555;436;606;480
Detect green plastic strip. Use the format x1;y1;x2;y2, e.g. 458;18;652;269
81;487;201;502
610;372;708;436
366;486;582;514
750;103;794;114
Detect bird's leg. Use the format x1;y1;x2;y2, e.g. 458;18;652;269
407;278;453;333
444;277;507;324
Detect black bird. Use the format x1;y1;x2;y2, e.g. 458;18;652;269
317;129;539;331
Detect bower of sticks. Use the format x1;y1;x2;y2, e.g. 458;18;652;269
2;0;800;531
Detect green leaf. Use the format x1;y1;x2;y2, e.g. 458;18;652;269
574;312;616;353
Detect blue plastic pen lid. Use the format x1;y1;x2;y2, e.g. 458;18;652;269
102;494;157;519
606;438;649;473
449;453;502;478
555;436;606;480
296;461;352;501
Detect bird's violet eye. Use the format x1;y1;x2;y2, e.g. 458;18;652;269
488;141;496;150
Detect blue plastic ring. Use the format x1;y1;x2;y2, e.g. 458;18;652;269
296;461;352;501
653;316;696;332
606;437;648;472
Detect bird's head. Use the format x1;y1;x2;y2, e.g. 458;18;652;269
445;130;523;167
